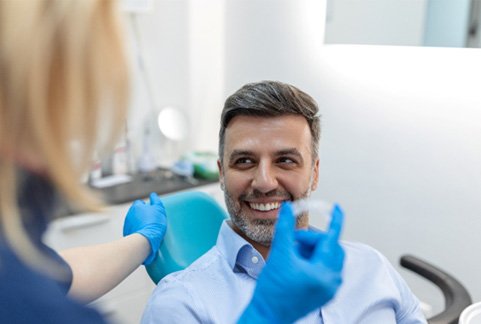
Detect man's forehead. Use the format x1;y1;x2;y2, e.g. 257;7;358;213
223;114;312;155
228;147;302;157
225;114;309;133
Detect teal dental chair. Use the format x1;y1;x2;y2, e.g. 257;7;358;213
145;191;228;284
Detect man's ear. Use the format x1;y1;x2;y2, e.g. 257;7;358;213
311;159;320;191
217;159;225;191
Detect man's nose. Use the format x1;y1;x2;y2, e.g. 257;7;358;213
251;161;278;193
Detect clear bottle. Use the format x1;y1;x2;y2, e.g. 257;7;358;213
112;123;132;176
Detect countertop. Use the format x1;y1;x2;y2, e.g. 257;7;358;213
55;168;218;217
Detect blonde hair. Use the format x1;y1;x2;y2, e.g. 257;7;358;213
0;0;128;273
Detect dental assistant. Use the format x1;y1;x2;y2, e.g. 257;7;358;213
0;1;345;323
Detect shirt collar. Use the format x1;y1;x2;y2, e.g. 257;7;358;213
216;221;265;279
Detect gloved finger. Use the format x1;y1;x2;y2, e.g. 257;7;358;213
294;229;325;247
271;202;296;253
313;204;344;260
149;192;163;206
331;244;345;271
326;204;344;243
295;230;325;259
133;200;145;207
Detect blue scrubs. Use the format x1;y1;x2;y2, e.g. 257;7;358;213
0;170;106;323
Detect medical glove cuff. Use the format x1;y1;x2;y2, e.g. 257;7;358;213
137;225;166;265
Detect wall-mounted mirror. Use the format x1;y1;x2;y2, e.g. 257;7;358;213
325;0;481;47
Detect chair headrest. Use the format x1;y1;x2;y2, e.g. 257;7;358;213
146;191;228;284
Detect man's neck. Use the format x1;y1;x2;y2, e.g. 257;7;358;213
229;224;270;259
229;218;309;260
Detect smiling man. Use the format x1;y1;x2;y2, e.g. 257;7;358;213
142;81;427;323
219;109;318;260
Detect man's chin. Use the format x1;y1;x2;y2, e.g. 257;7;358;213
230;214;275;246
245;233;273;247
243;224;275;246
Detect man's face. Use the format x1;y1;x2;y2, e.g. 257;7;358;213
218;114;319;246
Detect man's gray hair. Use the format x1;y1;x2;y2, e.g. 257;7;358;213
218;80;321;162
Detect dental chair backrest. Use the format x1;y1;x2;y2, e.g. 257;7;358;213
145;191;229;284
400;255;472;324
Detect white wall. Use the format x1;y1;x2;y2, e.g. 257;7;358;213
224;0;326;94
123;1;191;167
309;45;481;312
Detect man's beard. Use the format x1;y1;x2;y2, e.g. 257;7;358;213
224;188;310;246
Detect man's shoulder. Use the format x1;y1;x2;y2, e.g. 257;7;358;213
341;240;383;256
161;246;225;284
142;244;253;323
143;247;225;312
326;241;426;323
339;240;409;291
340;240;392;269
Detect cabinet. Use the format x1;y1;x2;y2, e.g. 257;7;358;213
44;183;223;324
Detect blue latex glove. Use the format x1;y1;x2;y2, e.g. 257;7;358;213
294;229;335;259
238;202;345;324
123;192;167;265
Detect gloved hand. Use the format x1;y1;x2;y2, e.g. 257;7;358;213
123;192;167;265
238;202;345;324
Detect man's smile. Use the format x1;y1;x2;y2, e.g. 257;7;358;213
248;201;282;212
242;199;288;220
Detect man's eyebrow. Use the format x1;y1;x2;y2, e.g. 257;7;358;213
275;148;304;162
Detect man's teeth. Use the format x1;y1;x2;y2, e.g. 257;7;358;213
249;202;281;211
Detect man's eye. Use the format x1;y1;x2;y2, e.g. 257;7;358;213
235;158;253;165
277;157;296;165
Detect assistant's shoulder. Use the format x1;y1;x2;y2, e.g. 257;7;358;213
0;243;105;324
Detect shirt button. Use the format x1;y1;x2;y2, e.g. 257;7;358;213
251;256;259;264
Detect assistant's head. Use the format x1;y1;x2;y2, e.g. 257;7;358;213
0;0;128;267
218;81;321;248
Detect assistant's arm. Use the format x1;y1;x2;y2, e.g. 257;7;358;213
61;192;166;303
238;203;345;324
60;234;150;302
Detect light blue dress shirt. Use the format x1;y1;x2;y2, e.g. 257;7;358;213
142;221;427;324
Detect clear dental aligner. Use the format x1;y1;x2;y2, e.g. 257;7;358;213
290;198;333;221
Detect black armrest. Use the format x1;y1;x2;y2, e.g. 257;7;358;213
400;254;472;324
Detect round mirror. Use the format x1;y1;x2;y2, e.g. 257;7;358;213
157;106;188;141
